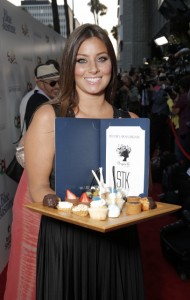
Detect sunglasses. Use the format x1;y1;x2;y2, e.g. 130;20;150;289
40;80;59;87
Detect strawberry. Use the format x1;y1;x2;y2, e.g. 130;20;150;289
65;189;78;199
79;192;91;203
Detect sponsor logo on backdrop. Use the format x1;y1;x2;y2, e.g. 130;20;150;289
45;35;50;43
0;159;6;174
21;24;29;37
7;50;17;64
37;56;42;65
27;82;33;91
2;9;16;34
0;192;13;220
14;115;21;129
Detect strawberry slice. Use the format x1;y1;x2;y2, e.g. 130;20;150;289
66;189;78;199
79;192;91;203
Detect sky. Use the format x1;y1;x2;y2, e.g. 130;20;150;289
7;0;118;50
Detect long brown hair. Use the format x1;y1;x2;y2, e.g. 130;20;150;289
56;23;118;116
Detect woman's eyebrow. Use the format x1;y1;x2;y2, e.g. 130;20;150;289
77;51;108;56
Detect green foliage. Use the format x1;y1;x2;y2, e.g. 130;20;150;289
111;25;118;41
87;0;107;25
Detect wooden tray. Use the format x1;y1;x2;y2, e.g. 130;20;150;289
26;202;181;233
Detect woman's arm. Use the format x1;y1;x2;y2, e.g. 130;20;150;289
24;104;56;203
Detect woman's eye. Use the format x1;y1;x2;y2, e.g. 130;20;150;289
76;56;109;64
98;56;109;62
76;58;86;63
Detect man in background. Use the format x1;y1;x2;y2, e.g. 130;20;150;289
24;63;60;129
19;59;59;134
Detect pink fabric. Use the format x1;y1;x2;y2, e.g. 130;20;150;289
4;171;41;300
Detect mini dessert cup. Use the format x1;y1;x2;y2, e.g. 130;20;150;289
57;201;73;213
72;204;89;216
88;207;108;220
126;202;141;215
127;196;141;203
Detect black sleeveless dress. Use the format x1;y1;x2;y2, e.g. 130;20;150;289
36;107;144;300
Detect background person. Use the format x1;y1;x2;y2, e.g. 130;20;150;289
114;71;131;111
149;73;171;158
45;58;60;71
20;60;60;134
24;63;60;129
172;75;190;167
19;64;41;135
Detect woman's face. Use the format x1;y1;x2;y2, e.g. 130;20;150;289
75;37;112;97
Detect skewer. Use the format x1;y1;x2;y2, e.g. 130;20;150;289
92;169;104;196
112;166;116;190
92;169;101;187
99;167;105;188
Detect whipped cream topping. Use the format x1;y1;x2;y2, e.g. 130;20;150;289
90;199;106;208
58;202;73;209
72;204;88;212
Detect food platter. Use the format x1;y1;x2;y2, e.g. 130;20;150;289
26;201;181;233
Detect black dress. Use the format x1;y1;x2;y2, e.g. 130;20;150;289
36;107;144;300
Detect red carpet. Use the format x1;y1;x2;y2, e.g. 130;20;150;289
138;216;190;300
138;183;190;300
1;183;190;300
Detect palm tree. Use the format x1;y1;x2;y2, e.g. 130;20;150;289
51;0;60;34
111;25;118;42
87;0;107;25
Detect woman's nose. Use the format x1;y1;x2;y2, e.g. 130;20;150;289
88;61;99;73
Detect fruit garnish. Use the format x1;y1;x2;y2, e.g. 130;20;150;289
79;192;91;203
66;189;78;199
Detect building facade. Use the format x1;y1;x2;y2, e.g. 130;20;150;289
21;0;79;38
118;0;167;72
118;0;190;72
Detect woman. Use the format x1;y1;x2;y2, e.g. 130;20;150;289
4;24;143;300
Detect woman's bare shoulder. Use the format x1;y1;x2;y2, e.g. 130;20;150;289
33;103;55;122
28;103;56;133
35;103;55;115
